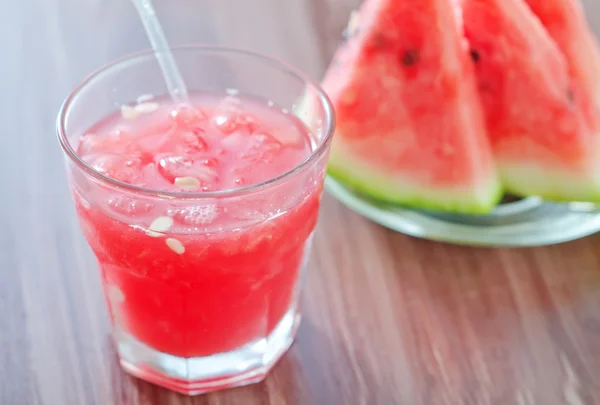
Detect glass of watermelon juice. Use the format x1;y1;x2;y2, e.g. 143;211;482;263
56;46;334;395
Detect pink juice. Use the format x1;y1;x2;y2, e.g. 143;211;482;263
70;94;322;358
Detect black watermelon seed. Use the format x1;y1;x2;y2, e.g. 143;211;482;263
401;50;419;67
470;50;481;63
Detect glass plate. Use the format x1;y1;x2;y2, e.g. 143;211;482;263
325;176;600;247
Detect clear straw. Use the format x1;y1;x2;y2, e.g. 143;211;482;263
131;0;190;104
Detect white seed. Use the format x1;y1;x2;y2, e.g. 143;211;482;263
121;104;139;120
174;176;201;190
134;102;160;114
146;216;173;237
166;238;185;254
136;93;155;104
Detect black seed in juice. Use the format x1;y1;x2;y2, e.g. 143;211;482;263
401;50;419;67
470;50;480;63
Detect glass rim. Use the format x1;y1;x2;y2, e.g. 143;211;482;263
56;44;335;199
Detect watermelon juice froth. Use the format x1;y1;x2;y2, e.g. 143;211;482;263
73;94;318;358
57;47;333;394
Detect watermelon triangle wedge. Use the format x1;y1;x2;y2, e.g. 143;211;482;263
321;0;503;214
462;0;600;202
524;0;600;112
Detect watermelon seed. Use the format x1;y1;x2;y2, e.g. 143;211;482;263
166;238;185;255
135;102;160;114
174;176;201;189
567;89;575;104
470;50;480;63
147;216;174;236
401;50;419;67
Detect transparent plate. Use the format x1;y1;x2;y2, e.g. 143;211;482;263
325;176;600;247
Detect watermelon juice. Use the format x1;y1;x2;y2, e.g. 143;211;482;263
57;47;334;395
76;95;318;356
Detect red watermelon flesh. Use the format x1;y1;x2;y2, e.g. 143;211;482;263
523;0;600;133
463;0;600;201
322;0;502;213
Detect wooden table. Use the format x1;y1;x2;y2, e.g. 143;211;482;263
3;1;600;404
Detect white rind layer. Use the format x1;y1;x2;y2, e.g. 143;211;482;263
328;139;503;214
500;161;600;202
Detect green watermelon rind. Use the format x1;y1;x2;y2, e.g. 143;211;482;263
501;164;600;203
327;148;504;215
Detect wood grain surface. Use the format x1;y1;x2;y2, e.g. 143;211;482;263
3;0;600;404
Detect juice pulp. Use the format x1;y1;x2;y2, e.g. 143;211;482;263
71;94;321;358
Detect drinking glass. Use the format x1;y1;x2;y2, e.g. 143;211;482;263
57;45;335;395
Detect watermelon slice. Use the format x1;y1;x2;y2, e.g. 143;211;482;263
462;0;600;202
523;0;600;135
322;0;502;214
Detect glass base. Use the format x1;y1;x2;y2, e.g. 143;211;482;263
116;310;300;396
325;176;600;247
